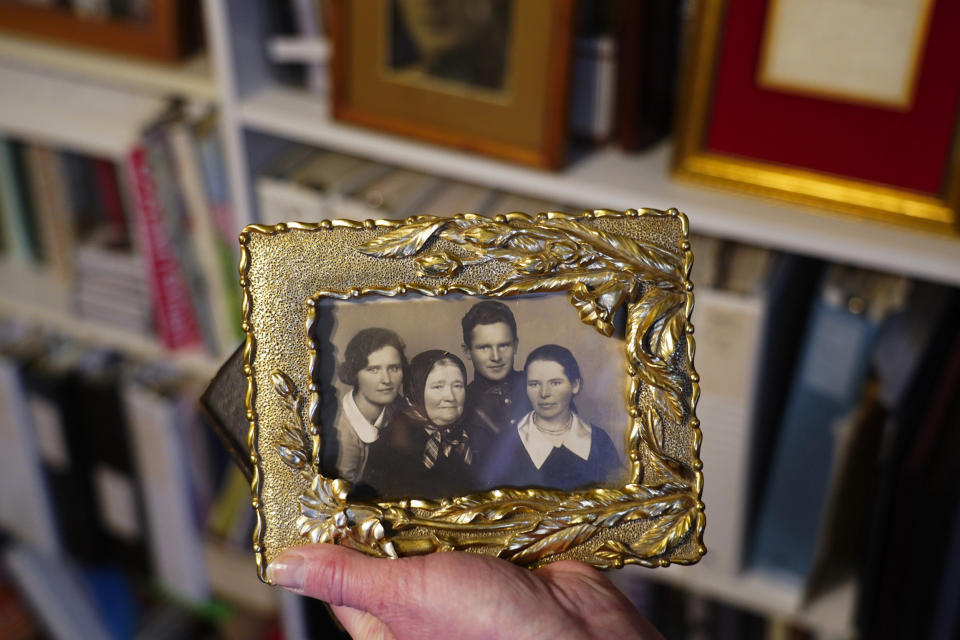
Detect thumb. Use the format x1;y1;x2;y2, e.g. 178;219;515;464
267;543;416;615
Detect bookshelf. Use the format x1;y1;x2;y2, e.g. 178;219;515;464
0;262;219;380
238;85;960;287
1;1;958;638
0;32;215;101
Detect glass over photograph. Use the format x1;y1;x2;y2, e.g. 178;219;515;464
388;0;513;92
311;293;630;500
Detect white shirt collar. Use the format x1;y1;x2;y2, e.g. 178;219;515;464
517;411;592;469
342;390;387;444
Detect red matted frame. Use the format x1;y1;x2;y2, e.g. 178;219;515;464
673;0;960;234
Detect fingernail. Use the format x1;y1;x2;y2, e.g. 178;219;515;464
267;553;305;591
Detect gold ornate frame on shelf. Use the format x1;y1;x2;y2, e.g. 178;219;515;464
239;209;705;582
673;0;960;234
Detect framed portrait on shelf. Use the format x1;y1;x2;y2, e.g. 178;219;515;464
238;209;704;580
673;0;960;234
0;0;202;62
328;0;576;170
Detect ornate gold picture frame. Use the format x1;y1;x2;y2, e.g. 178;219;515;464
240;209;705;582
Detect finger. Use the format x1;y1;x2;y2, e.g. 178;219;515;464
330;604;395;640
535;561;664;640
534;559;607;582
267;544;417;615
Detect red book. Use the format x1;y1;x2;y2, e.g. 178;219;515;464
125;144;203;351
92;158;130;245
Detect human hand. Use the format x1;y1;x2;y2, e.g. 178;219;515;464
267;544;663;640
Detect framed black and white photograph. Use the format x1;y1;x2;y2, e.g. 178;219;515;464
310;293;631;501
240;209;704;579
330;0;576;169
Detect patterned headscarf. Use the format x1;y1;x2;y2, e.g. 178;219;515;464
405;350;473;468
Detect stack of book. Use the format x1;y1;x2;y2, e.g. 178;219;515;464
256;144;570;226
0;91;240;357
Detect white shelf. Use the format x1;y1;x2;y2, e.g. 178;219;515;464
613;564;856;638
240;85;960;287
0;31;217;101
0;262;220;380
0;62;165;157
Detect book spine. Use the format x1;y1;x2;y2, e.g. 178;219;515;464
0;139;37;264
569;35;618;143
124;144;204;350
749;295;881;580
690;288;766;575
24;145;76;277
91;158;130;244
123;380;210;603
166;120;235;356
614;0;682;151
0;355;61;556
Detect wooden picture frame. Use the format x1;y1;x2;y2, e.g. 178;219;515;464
239;209;705;580
673;0;960;234
0;0;201;62
329;0;576;170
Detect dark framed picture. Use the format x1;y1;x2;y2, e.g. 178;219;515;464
329;0;576;169
240;209;704;578
673;0;960;234
0;0;202;62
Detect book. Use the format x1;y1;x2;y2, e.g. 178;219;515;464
258;148;390;225
74;349;151;572
73;233;152;334
801;379;886;602
90;157;130;244
483;192;568;217
165;109;237;357
122;369;210;603
60;150;101;239
749;267;910;583
20;340;106;563
929;485;960;640
690;265;770;575
141;112;215;351
854;288;960;635
336;166;443;220
2;544;112;640
855;289;960;638
689;243;822;577
614;0;683;151
0;566;42;640
256;144;324;224
569;35;618;143
0;138;39;264
0;336;61;557
417;180;497;216
124;131;205;351
23;144;76;277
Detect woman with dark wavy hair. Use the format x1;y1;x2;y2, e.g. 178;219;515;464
329;327;408;483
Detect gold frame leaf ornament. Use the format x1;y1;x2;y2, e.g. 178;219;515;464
240;209;705;579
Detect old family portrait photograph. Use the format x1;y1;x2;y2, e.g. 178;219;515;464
311;293;631;500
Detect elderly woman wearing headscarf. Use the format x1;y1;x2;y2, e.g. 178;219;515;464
359;350;478;499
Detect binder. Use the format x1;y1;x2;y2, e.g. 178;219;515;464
749;267;908;582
